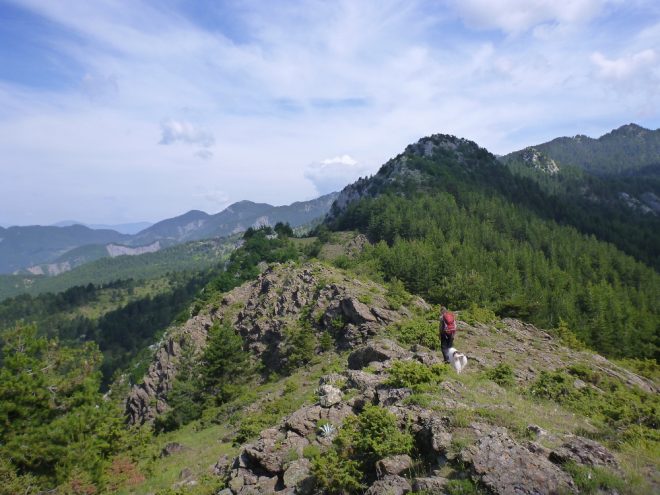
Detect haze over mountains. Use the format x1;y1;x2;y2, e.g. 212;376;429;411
0;193;339;276
2;124;659;281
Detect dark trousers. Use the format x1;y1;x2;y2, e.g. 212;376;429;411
441;332;454;363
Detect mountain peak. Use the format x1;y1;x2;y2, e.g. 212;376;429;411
405;133;483;159
606;123;650;138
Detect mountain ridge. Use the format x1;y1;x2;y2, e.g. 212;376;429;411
1;193;339;276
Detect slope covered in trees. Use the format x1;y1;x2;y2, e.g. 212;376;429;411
327;134;659;360
525;123;660;176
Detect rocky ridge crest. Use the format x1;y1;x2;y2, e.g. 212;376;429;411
126;261;657;493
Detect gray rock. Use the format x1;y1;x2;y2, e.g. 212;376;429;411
462;427;575;495
376;454;413;476
125;314;213;424
550;436;620;471
161;442;185;457
412;476;449;492
376;386;412;406
341;297;377;324
217;489;233;495
283;458;314;494
348;339;410;369
365;475;411;495
416;413;452;457
317;384;342;407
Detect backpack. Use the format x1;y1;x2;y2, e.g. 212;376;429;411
443;312;457;335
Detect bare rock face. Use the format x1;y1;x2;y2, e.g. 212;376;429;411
550;436;620;472
461;427;575;495
227;401;353;493
412;476;450;492
348;339;411;370
376;454;413;476
365;474;411;495
125;314;213;425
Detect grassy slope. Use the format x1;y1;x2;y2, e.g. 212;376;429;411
114;258;658;495
118;352;345;495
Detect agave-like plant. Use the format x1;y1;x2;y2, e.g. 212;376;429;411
319;423;337;438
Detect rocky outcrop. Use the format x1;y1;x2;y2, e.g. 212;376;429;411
226;401;353;494
550;436;620;472
126;262;409;424
125;261;655;492
233;263;409;370
125;314;212;424
461;426;575;495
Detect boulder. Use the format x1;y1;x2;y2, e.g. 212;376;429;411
365;475;411;495
282;458;314;494
317;384;342;407
416;413;452;457
376;454;413;476
161;442;185;457
462;427;575;495
341;297;377;324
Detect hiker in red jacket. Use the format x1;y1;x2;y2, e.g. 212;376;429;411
439;306;457;363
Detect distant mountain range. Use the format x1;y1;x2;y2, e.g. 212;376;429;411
500;124;660;219
0;193;339;275
51;221;154;235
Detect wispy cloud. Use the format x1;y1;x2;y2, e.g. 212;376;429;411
305;155;371;195
159;119;215;147
591;49;657;80
0;0;658;225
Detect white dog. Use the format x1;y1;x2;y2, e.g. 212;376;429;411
448;347;468;374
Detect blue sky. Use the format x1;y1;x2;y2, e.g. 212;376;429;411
1;0;659;226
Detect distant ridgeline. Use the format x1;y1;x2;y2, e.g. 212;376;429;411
325;132;659;360
0;192;338;279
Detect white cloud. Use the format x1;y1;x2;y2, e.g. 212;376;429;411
591;49;657;80
0;0;658;225
159;119;215;147
305;155;371;195
449;0;610;34
321;154;358;166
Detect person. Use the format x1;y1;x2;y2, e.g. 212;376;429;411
439;306;457;363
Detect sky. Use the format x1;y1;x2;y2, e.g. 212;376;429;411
1;0;659;226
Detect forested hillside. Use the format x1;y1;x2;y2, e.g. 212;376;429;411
525;123;660;176
0;237;238;301
326;134;659;360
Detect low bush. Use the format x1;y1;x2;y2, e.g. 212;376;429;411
385;359;447;390
385;278;412;310
311;405;414;494
460;303;498;325
529;368;660;442
484;363;515;387
389;315;440;350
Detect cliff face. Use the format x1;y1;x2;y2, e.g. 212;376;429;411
126;261;658;494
